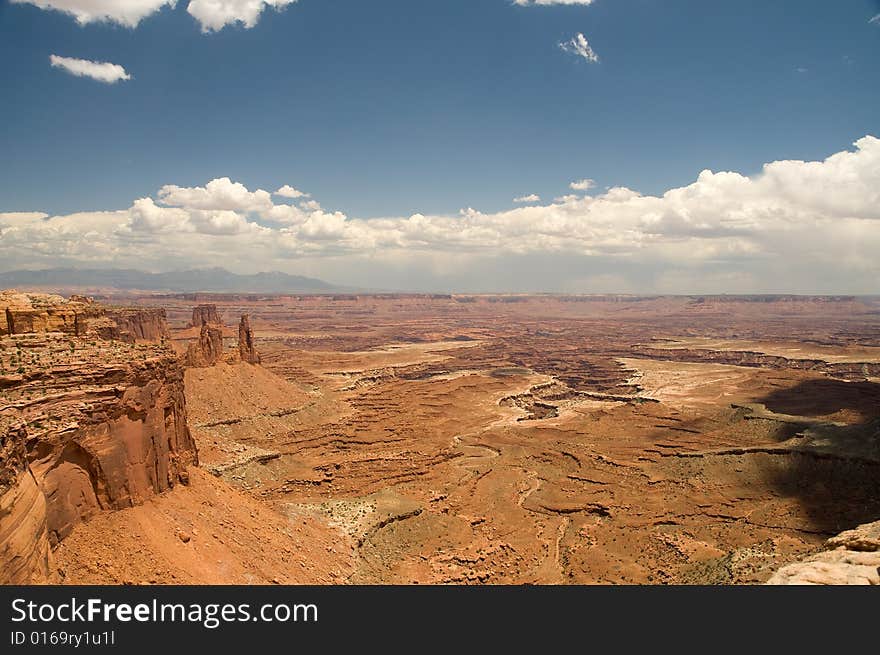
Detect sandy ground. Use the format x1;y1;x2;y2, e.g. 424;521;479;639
53;468;354;584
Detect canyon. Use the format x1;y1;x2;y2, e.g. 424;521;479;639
2;291;879;584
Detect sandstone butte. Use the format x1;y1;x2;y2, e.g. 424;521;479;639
1;289;878;585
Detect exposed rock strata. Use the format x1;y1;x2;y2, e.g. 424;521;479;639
0;421;52;583
0;290;169;344
0;292;196;584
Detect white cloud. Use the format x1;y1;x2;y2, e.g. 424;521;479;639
158;177;273;212
569;178;595;191
560;33;599;63
514;194;542;203
553;194;579;203
275;184;309;199
186;0;297;32
12;0;175;27
870;14;880;25
49;54;131;83
129;197;191;233
0;212;50;221
263;203;307;225
2;137;879;292
13;0;297;31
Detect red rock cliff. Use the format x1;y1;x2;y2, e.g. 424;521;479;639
0;292;197;583
0;420;52;583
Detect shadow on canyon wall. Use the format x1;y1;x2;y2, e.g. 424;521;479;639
758;378;880;534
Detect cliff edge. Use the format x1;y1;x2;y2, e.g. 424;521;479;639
0;292;196;583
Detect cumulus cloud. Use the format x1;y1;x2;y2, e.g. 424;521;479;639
569;178;595;191
560;33;599;63
514;194;542;203
14;0;297;31
12;0;175;27
2;136;879;292
186;0;297;32
158;177;273;212
275;185;309;199
49;54;131;83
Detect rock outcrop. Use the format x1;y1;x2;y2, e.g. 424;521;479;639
1;291;80;337
185;321;224;368
238;314;260;365
104;308;171;343
0;420;52;583
0;290;170;344
190;304;222;328
0;292;197;584
767;520;880;585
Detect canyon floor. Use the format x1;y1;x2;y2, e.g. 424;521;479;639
16;293;880;584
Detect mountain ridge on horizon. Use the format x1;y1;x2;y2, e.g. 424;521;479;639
1;268;877;298
0;267;349;294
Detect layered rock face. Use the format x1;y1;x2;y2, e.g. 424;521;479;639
238;314;261;365
104;308;171;343
190;304;222;328
1;290;170;344
185;322;224;367
0;292;197;584
1;291;81;337
1;420;52;584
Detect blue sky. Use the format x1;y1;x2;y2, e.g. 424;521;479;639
0;1;879;292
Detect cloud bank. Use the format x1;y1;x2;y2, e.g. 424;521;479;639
2;137;878;292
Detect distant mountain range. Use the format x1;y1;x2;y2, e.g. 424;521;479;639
0;267;346;294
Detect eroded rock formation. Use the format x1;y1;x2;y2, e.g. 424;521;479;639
190;304;222;328
0;420;52;583
104;308;171;343
185;321;224;367
238;314;260;365
0;292;197;584
0;290;170;344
